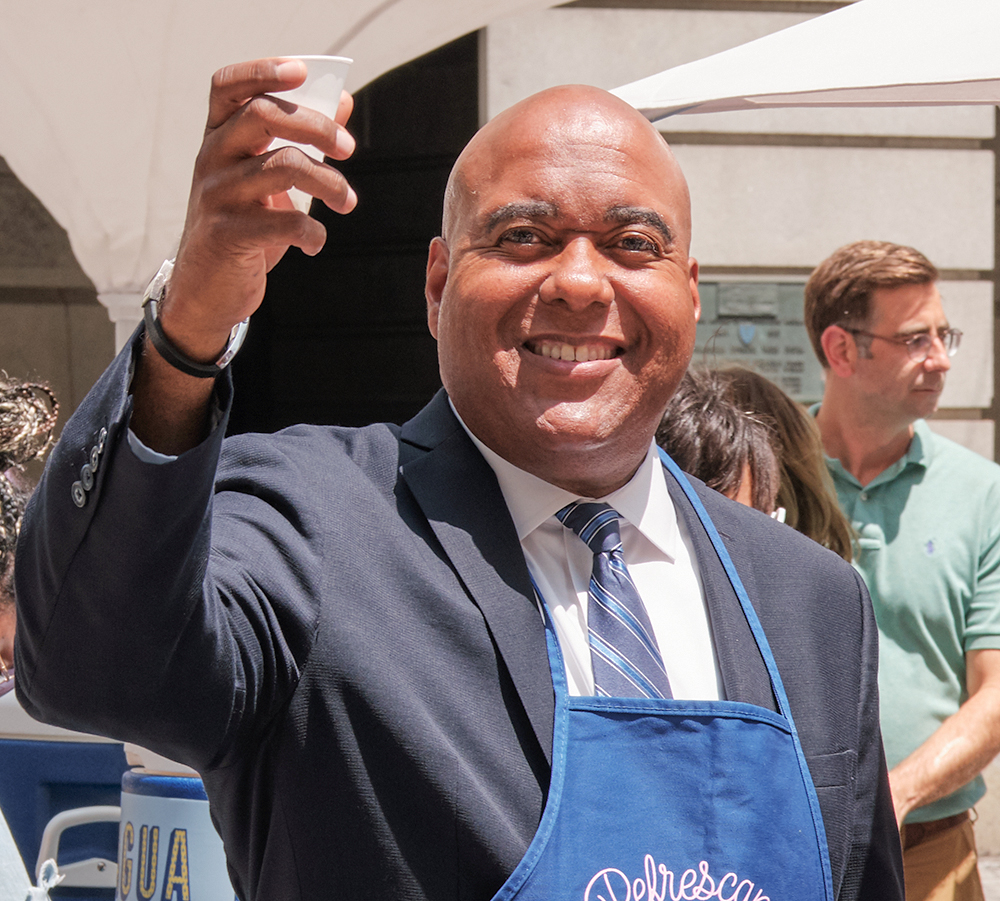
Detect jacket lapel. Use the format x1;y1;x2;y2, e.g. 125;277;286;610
400;392;554;764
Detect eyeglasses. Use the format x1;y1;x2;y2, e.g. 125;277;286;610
841;326;962;362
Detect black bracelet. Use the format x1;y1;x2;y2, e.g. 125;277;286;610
141;259;249;378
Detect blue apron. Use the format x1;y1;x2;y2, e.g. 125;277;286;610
493;453;834;901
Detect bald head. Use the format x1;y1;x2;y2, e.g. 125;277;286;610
423;82;701;497
442;85;691;248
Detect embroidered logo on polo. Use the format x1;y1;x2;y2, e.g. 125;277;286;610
584;854;771;901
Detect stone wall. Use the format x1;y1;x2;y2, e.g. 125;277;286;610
0;157;114;437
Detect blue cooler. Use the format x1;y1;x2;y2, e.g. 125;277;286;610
1;693;231;901
0;693;127;901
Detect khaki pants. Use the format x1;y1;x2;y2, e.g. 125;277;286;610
902;812;984;901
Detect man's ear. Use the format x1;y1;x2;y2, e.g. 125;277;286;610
821;325;857;378
688;258;701;322
425;237;449;339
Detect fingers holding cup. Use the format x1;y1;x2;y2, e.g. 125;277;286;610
202;56;355;212
267;56;354;212
170;57;357;341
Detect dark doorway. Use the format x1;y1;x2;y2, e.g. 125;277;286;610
229;32;479;434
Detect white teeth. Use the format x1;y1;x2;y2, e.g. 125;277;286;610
535;342;614;362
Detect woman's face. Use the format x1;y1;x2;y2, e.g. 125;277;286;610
724;464;756;509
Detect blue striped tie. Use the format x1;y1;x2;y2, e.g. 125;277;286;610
557;501;673;699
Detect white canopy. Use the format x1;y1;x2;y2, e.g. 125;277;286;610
0;0;556;345
613;0;1000;121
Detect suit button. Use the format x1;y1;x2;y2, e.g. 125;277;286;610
80;463;94;491
97;427;108;453
90;446;100;470
71;481;86;508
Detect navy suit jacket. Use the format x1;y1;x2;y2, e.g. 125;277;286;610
15;335;902;901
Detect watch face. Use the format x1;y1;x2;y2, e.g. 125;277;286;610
144;258;175;304
216;319;250;369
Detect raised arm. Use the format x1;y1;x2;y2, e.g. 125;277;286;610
131;57;357;454
13;59;358;768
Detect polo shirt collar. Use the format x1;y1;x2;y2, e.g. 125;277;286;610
809;403;931;489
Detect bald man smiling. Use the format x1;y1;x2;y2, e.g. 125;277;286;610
15;61;902;901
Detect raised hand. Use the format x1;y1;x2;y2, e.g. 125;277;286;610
132;58;357;453
166;58;357;362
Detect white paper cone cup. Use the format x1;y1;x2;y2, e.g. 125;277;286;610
271;55;352;213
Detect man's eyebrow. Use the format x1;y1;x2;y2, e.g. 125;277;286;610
895;324;952;338
605;206;675;244
482;202;559;235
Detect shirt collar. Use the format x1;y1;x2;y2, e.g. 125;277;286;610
909;419;934;467
450;401;680;561
809;402;930;488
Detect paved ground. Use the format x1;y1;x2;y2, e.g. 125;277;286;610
982;857;1000;898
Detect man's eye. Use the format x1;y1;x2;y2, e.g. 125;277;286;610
618;234;659;253
499;228;539;245
907;334;933;352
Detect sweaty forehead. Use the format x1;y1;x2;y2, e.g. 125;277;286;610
474;97;672;183
442;86;690;241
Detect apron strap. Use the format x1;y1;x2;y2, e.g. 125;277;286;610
658;448;835;900
658;448;794;714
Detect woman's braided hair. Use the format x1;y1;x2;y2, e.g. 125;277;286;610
0;377;58;604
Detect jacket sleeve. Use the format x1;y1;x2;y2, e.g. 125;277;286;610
13;329;321;771
839;565;905;901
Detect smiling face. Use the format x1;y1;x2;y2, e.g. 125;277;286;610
854;282;951;428
425;87;700;497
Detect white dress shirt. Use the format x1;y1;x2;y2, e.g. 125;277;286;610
456;412;721;700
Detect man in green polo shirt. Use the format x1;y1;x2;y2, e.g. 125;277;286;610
806;240;1000;901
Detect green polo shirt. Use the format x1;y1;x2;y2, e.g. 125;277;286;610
823;418;1000;823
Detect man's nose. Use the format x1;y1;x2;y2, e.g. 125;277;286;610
924;334;952;372
538;238;614;310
